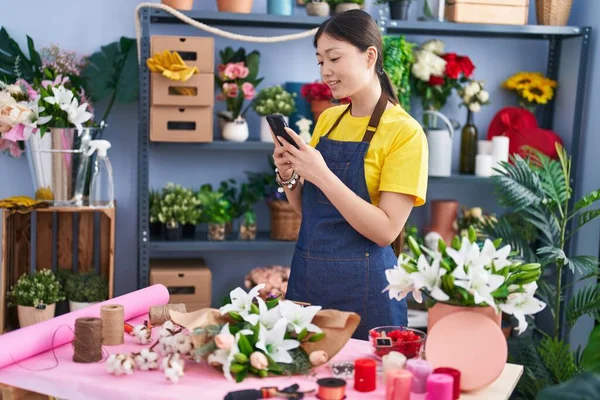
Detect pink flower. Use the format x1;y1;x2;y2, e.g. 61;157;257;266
0;139;22;158
222;63;237;80
41;74;69;89
214;332;235;350
3;124;26;142
249;352;268;370
233;62;249;79
223;83;239;99
242;82;255;100
16;79;38;99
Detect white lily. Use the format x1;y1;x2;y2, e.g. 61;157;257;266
207;323;253;382
453;266;505;308
66;98;93;133
278;300;322;334
446;236;482;272
219;284;265;326
411;254;450;302
44;86;73;109
256;318;300;364
478;239;512;271
383;264;423;303
256;297;283;330
499;284;546;334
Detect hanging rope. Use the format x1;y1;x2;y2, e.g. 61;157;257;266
134;2;320;63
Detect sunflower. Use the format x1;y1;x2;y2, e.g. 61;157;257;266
502;72;545;91
520;77;555;105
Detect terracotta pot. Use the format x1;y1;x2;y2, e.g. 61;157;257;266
310;99;333;122
427;303;501;333
161;0;194;10
423;199;459;245
216;0;253;13
17;303;56;328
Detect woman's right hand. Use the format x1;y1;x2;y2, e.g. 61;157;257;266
271;131;294;180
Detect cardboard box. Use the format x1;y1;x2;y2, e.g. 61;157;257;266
150;259;212;306
445;0;529;25
150;105;213;142
151;72;214;107
151;35;214;73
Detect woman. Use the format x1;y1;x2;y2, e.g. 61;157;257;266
272;10;428;340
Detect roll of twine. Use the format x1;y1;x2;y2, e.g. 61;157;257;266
73;317;103;363
149;303;187;326
101;304;124;345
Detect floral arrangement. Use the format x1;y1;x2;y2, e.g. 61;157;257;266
411;39;475;115
384;228;546;334
244;265;291;300
7;269;65;308
157;182;202;229
453;206;497;241
502;71;557;113
215;47;264;122
252;85;296;117
457;80;490;114
300;81;333;102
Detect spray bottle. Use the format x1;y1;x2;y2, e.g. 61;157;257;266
88;140;114;208
73;131;93;206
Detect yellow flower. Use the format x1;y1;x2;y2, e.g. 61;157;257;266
520;77;555;105
146;50;198;82
502;72;545;91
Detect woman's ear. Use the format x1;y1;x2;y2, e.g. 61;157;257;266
366;46;378;70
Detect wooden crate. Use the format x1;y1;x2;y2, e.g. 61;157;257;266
0;384;49;400
0;207;115;333
445;0;530;25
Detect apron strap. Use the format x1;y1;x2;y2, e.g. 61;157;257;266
323;91;388;143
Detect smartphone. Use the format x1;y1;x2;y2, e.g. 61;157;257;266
266;114;299;149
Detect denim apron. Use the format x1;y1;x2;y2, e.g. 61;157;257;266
285;93;408;340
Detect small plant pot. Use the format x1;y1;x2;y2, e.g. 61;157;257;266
208;223;226;241
182;223;196;239
306;1;330;16
389;0;413;20
161;0;194;10
222;117;249;142
216;0;253;13
69;300;100;312
18;304;56;328
310;99;333;122
150;222;163;237
239;223;257;240
164;224;183;241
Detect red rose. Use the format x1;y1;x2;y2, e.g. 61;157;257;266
445;61;462;79
428;75;445;86
458;56;475;77
442;53;457;62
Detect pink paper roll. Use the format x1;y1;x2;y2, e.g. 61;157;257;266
0;284;169;369
426;373;454;400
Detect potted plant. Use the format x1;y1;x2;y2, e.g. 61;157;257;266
149;188;163;237
238;181;263;240
252;85;297;143
328;0;363;14
375;0;416;20
7;269;65;328
216;0;253;13
215;47;263;142
65;272;109;311
197;184;232;241
305;0;330;16
157;182;200;241
300;81;347;122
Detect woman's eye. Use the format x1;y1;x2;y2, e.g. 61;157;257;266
330;58;340;63
317;61;323;66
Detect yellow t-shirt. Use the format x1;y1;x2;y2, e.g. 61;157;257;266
309;104;428;207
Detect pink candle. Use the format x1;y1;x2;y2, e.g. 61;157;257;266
405;358;433;393
385;369;412;400
426;373;454;400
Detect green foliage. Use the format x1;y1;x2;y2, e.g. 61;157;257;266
582;325;600;374
565;284;600;330
81;37;138;123
252;85;296;117
197;184;232;224
64;272;109;303
537;337;580;384
0;27;43;83
157;182;202;227
7;269;65;307
382;35;415;111
149;188;162;224
536;372;600;400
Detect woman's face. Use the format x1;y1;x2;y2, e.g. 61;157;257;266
316;34;377;100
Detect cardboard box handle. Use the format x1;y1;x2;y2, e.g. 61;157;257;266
167;121;196;131
168;86;198;97
178;273;185;278
167;285;196;295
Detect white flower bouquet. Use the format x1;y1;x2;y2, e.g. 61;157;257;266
384;227;546;334
457;80;491;113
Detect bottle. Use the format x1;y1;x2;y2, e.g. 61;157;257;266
73;131;93;206
459;110;478;174
88;140;114;208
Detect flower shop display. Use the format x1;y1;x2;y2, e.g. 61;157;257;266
502;71;557;114
215;47;263;141
7;269;65;328
376;0;416;20
536;0;573;26
267;0;293;15
252;85;297;143
244;265;291;300
382;35;415;111
197;184;232;241
305;0;330;16
216;0;253;13
64;272;109;311
157;182;202;240
457;80;490;174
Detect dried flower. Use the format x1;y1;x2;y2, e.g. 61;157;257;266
40;44;87;77
133;324;152;345
134;349;159;371
106;353;135;376
173;331;194;356
161;353;185;383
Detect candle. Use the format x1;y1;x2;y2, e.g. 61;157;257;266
434;367;461;400
354;358;377;392
477;140;493;155
382;351;407;380
491;136;510;175
426;373;454;400
475;154;493;177
405;358;432;393
386;369;412;400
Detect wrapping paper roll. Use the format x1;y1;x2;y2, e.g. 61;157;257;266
0;284;169;369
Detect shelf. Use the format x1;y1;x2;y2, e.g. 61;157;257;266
148;10;586;39
152;140;275;151
149;232;296;257
428;174;494;184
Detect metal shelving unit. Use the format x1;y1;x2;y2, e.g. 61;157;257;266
136;8;592;289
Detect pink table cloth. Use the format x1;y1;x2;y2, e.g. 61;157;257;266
0;315;397;400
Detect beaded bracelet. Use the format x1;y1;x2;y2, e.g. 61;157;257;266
275;168;299;193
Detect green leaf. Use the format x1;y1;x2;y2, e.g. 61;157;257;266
536;372;600;400
308;332;325;342
578;209;600;227
480;215;538;263
537;337;579;384
573;189;600;212
523;206;560;247
265;354;282;373
566;284;600;329
26;35;41;69
229;311;244;322
582;325;600;374
537;246;567;267
492;156;545;211
235;366;248;383
530;151;570;207
237;334;253;356
297;328;308;342
569;256;600;276
266;298;280;310
0;27;41;82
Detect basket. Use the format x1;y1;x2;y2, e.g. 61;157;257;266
268;200;301;241
536;0;573;26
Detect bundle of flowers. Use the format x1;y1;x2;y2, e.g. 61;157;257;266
457;80;490;114
244;265;290;300
383;227;546;334
300;81;351;104
502;71;557;113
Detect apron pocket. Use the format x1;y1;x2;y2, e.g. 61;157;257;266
305;253;369;326
316;162;350;205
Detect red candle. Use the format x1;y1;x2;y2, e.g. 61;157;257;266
434;367;461;400
354;358;377;392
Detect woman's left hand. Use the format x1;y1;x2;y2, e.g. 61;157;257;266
277;127;330;186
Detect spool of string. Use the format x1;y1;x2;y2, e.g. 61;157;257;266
73;317;103;363
101;304;124;345
317;377;346;400
149;303;187;325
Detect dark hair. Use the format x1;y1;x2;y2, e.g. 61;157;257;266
314;9;399;105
